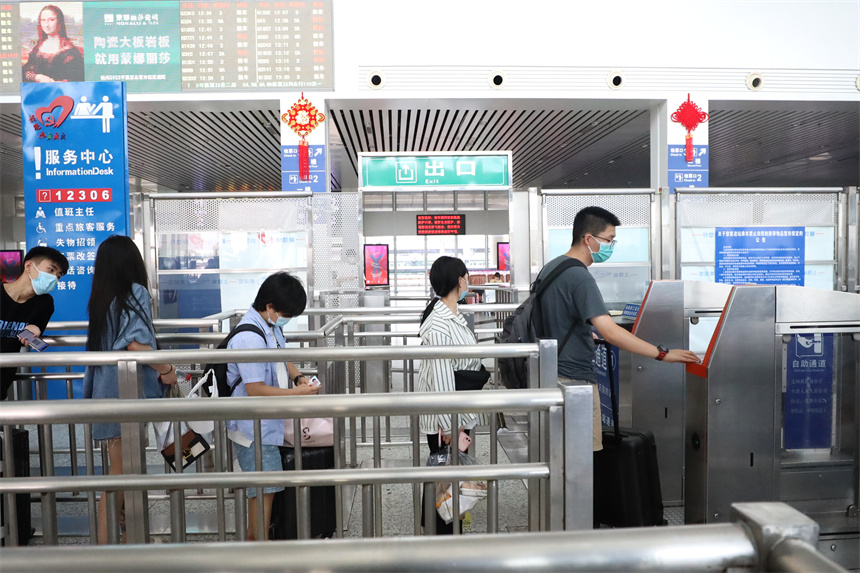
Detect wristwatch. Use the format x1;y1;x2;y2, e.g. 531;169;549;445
293;374;306;384
655;345;669;361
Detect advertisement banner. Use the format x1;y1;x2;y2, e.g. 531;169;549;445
785;333;833;449
21;81;130;397
593;342;620;427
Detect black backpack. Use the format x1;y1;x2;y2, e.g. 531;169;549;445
496;258;585;389
204;323;266;397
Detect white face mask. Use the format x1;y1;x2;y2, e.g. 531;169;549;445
28;264;59;295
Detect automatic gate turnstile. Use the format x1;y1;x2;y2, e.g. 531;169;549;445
684;286;859;537
630;280;733;505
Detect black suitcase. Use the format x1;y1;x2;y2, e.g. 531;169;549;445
269;446;336;539
0;428;32;546
593;341;665;528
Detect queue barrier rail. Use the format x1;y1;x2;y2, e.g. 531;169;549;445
1;342;584;546
0;502;847;572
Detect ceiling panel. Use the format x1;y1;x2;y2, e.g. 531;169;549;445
2;98;857;200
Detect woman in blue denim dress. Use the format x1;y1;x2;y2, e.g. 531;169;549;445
83;236;177;544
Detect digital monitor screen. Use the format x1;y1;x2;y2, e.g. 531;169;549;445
497;242;510;271
1;1;333;94
0;250;24;283
416;214;465;236
364;244;389;287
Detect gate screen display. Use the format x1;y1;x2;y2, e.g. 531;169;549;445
416;214;466;236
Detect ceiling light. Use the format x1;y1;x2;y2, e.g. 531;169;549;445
808;153;832;161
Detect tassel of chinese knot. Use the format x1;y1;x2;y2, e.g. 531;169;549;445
298;139;309;180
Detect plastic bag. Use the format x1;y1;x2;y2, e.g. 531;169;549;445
427;445;487;523
152;372;215;471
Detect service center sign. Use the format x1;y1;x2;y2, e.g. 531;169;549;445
21;81;130;322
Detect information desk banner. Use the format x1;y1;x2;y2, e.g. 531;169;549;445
785;333;833;450
360;154;510;190
21;81;131;322
715;227;805;286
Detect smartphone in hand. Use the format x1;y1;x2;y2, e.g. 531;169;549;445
19;329;48;352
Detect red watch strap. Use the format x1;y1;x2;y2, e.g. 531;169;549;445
655;345;669;361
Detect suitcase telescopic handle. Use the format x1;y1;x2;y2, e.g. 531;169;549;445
595;338;621;441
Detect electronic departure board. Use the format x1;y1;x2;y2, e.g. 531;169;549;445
0;1;332;94
416;214;466;236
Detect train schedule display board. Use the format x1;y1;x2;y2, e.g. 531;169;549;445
1;1;333;93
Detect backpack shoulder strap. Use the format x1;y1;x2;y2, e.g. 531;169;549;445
222;323;267;348
533;257;585;297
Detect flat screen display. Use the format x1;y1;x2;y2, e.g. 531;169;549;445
364;244;389;287
416;214;465;236
0;250;23;283
497;242;510;271
1;1;333;93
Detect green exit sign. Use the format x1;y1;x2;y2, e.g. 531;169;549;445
359;153;511;190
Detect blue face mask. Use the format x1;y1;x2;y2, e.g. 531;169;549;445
29;264;59;295
588;237;614;263
267;310;292;328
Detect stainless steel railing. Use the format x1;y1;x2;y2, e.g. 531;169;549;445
1;342;583;547
0;502;847;572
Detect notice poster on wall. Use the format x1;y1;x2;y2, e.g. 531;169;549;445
364;244;389;287
784;333;833;450
715;227;805;286
497;242;510;271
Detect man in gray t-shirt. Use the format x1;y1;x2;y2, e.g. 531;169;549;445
536;206;700;451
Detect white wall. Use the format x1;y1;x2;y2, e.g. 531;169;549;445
334;0;859;71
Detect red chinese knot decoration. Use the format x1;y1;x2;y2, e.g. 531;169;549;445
671;93;709;162
282;93;325;181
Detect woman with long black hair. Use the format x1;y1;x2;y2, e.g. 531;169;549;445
417;256;486;534
83;235;177;544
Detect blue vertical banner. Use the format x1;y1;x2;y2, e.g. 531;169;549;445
281;144;326;192
715;227;805;286
785;333;833;449
21;81;130;398
668;144;709;188
593;342;620;427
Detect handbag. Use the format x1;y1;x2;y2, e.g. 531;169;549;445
276;363;333;447
453;365;491;391
152;372;215;471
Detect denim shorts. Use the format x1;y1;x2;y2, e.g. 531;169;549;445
233;442;284;498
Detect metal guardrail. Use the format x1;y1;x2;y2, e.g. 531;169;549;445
0;502;847;572
1;342;583;547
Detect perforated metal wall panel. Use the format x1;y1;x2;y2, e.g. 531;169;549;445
154;197;308;233
312;193;362;293
545;193;652;227
677;193;838;227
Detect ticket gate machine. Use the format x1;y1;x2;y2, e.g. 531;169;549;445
630;280;733;505
684;286;860;534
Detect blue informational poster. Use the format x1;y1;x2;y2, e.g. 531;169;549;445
593;342;620;427
281;144;326;192
668;144;708;188
21;81;130;398
715;227;805;286
784;333;833;449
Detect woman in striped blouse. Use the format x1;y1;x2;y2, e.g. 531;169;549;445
417;256;482;534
